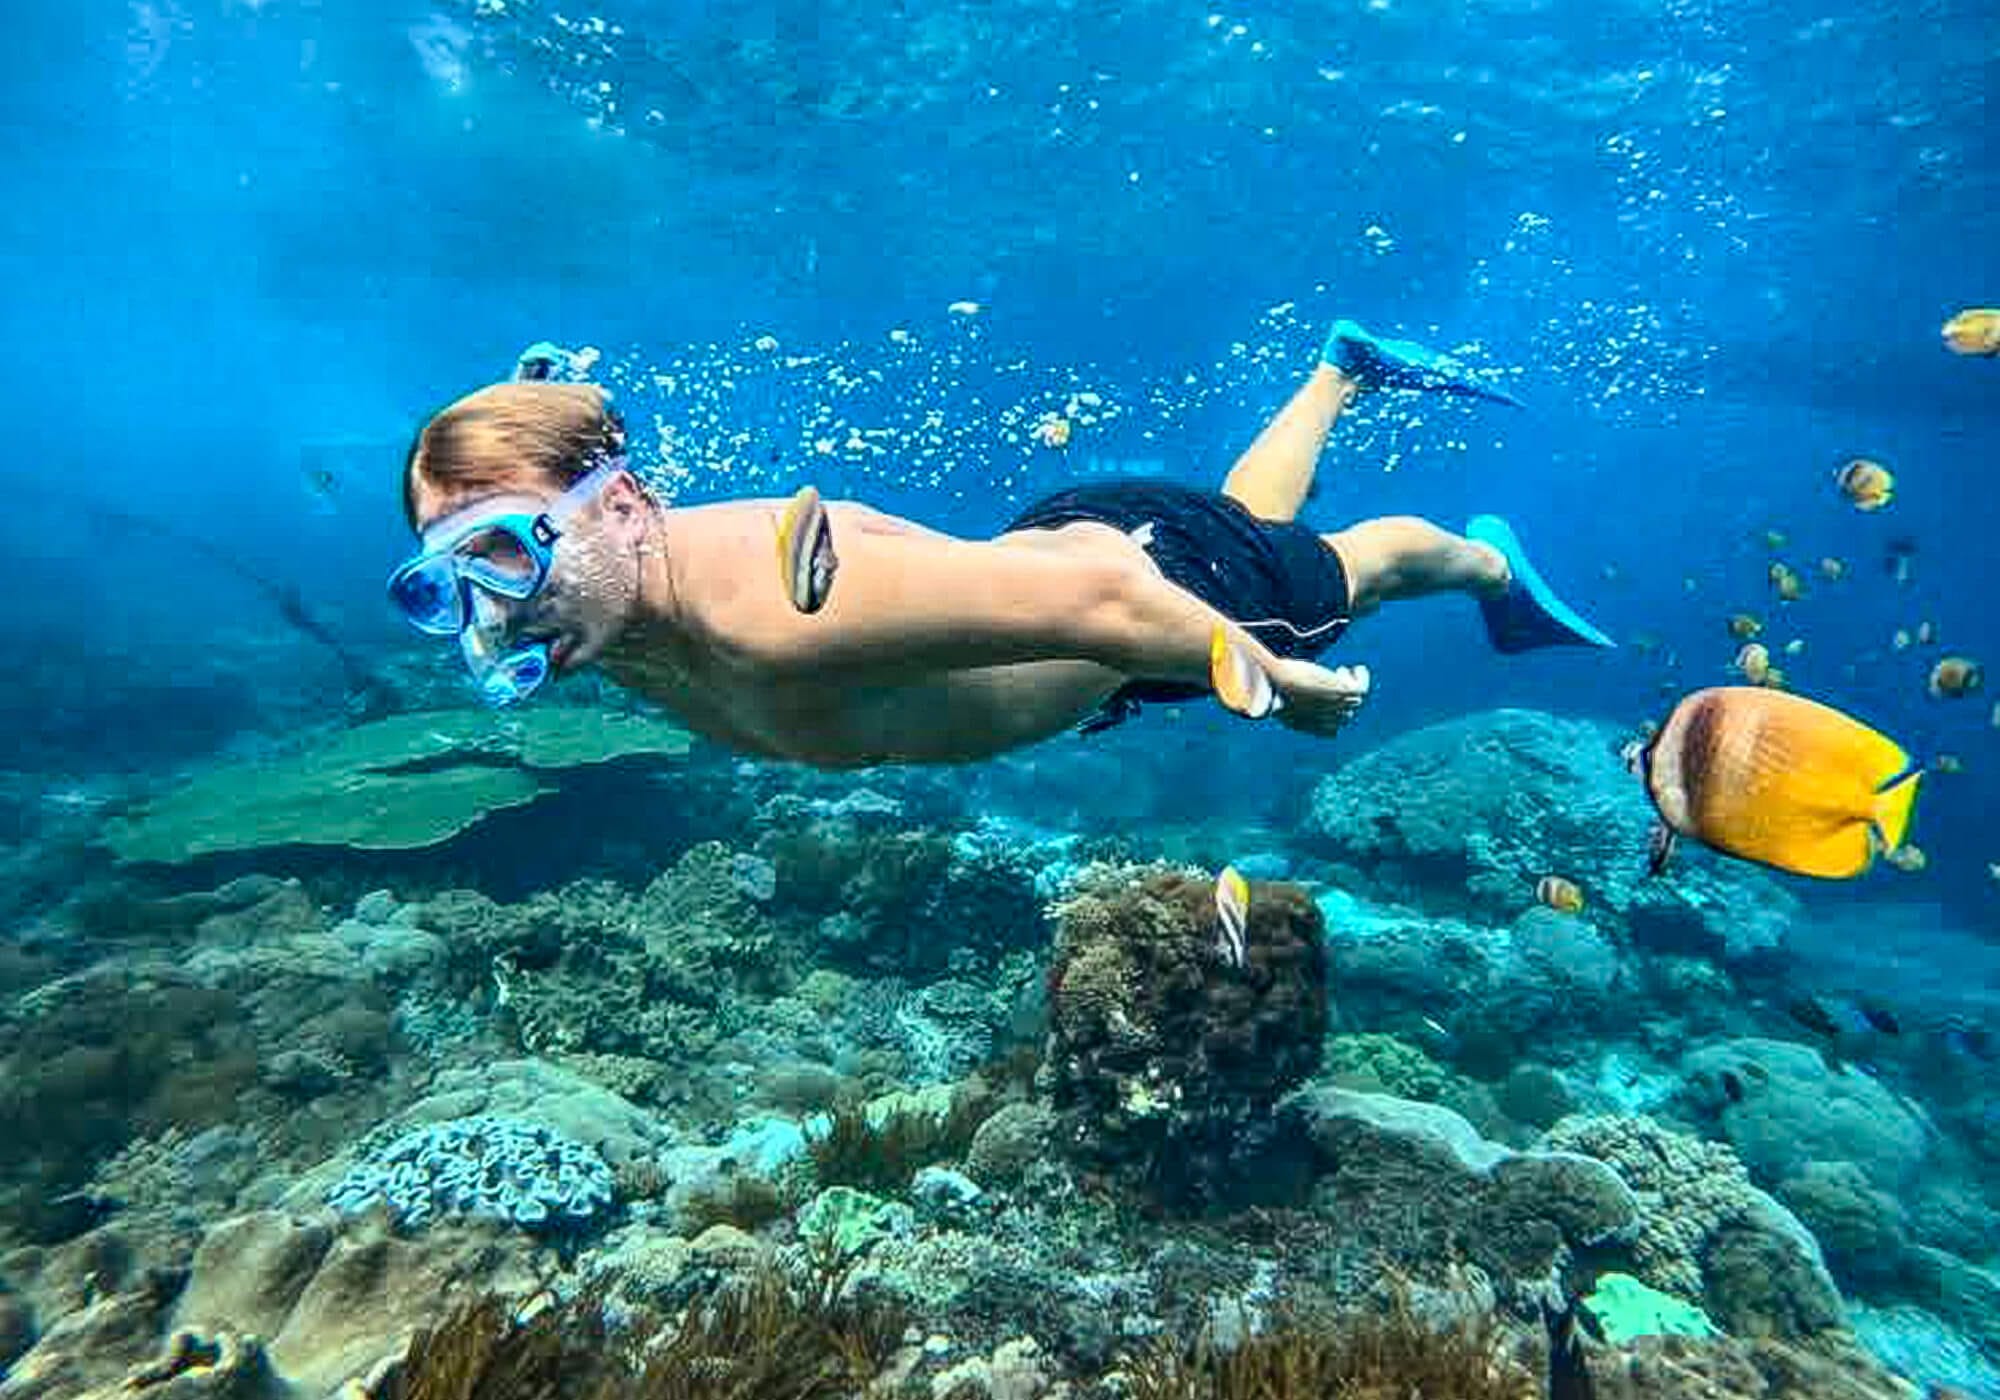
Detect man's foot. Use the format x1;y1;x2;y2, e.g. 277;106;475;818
1322;318;1523;407
1270;658;1371;738
1465;515;1615;653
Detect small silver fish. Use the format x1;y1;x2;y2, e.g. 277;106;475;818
1214;865;1249;968
776;485;838;613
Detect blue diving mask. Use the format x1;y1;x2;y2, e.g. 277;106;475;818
387;457;624;704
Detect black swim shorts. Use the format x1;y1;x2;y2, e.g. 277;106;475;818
1004;479;1352;731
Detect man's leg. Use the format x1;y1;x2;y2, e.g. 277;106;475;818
1220;366;1359;523
1322;516;1506;617
1326;514;1615;650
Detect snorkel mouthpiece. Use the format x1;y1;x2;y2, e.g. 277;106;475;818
459;594;553;706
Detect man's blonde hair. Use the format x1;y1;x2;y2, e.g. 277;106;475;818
402;381;626;528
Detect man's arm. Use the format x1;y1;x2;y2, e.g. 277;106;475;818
726;523;1275;688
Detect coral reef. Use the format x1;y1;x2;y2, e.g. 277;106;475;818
1679;1039;1930;1193
0;967;268;1242
1043;863;1327;1201
1541;1113;1844;1339
963;1103;1058;1190
1586;1333;1920;1399
1585;1271;1717;1342
0;1209;545;1396
13;700;1998;1397
1285;1086;1638;1291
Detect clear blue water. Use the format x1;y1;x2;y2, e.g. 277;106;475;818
3;4;2000;1390
9;0;1994;918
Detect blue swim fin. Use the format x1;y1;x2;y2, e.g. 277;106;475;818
1323;318;1523;407
1467;515;1616;653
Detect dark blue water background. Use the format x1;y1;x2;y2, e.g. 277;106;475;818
2;0;1995;921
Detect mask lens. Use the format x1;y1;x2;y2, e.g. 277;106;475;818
388;558;466;635
453;524;542;596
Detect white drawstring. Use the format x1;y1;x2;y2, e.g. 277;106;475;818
1236;614;1351;641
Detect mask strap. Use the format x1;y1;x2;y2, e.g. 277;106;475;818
547;456;626;522
513;341;602;384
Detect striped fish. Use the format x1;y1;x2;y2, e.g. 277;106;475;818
776;485;839;613
1209;624;1281;720
1536;875;1585;913
1214;865;1249;969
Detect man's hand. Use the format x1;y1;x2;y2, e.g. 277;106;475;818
1269;657;1371;737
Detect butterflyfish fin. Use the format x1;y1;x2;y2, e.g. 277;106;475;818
1870;765;1923;857
1646;821;1676;877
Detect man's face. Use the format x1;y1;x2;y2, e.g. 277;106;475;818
409;469;642;678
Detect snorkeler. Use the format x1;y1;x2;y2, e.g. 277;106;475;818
389;319;1613;767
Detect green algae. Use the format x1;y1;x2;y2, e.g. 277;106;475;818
1585;1270;1719;1343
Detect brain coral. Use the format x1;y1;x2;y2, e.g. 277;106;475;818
325;1114;616;1233
1543;1113;1843;1338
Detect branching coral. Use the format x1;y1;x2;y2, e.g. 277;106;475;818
1123;1291;1535;1400
804;1094;991;1195
382;1263;905;1400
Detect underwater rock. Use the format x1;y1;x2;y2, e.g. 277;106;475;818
1495;1062;1579;1131
36;1211;544;1396
754;1060;847;1115
653;1117;805;1232
1285;1085;1638;1287
1900;1246;2000;1358
0;1283;179;1399
1542;1113;1845;1339
1589;1331;1923;1399
1850;1301;2000;1398
926;1335;1068;1400
102;708;691;862
964;1103;1058;1190
1043;863;1327;1202
684;1223;765;1274
264;1213;539;1394
1776;1162;1912;1294
97;1329;284;1399
0;1291;32;1372
1318;895;1632;1074
1680;1039;1930;1193
911;1166;983;1219
1302;709;1798;961
173;1213;331;1343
